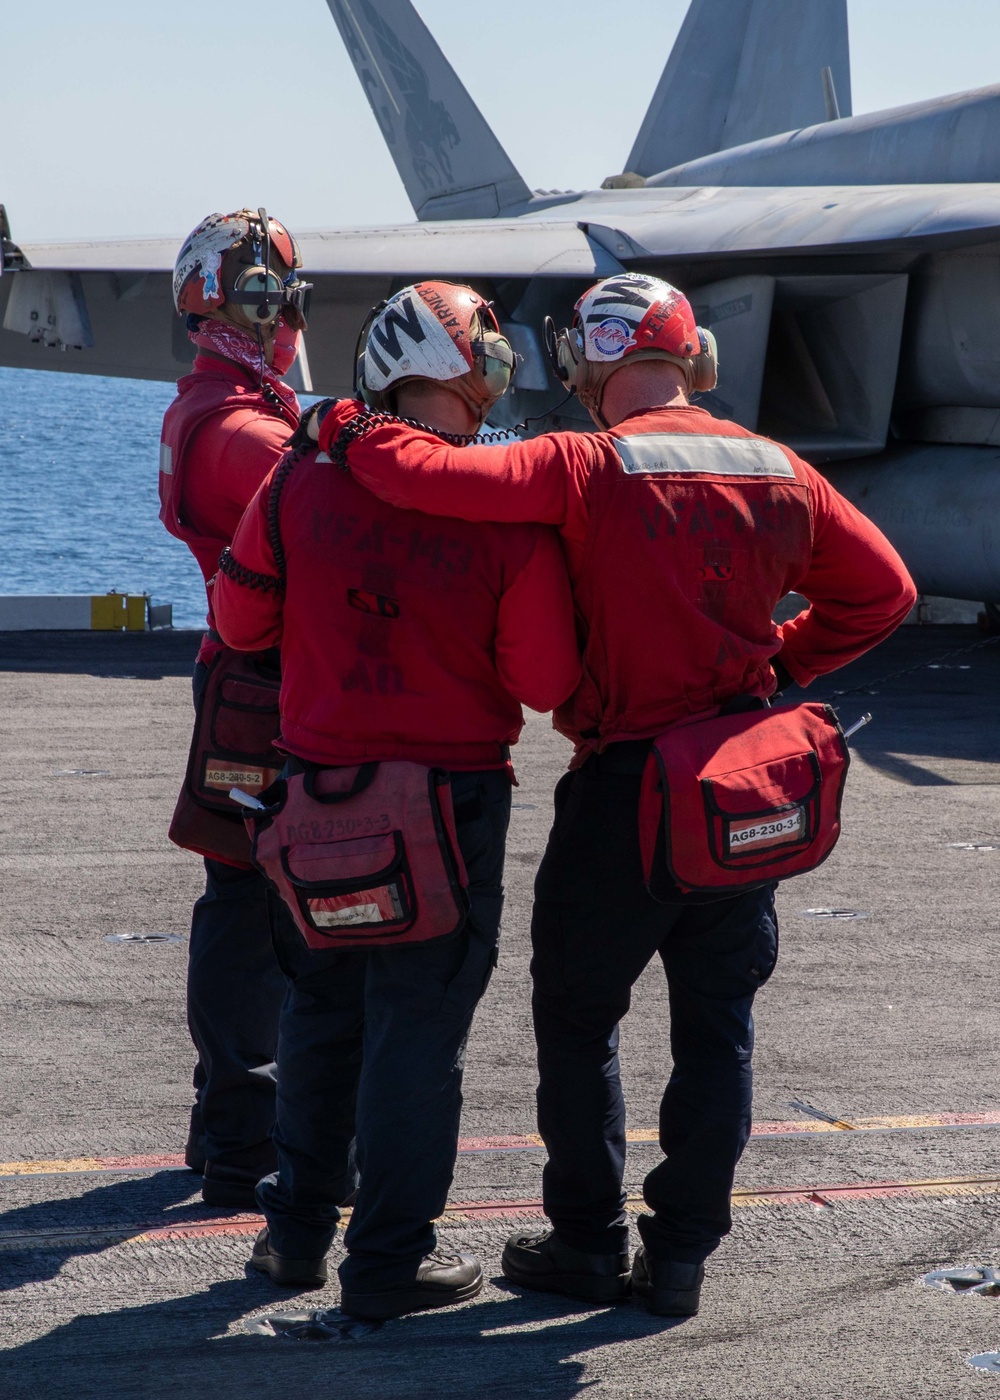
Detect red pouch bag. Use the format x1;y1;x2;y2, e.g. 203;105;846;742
247;761;469;950
169;647;284;869
638;702;850;897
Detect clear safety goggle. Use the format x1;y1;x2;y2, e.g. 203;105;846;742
472;331;516;398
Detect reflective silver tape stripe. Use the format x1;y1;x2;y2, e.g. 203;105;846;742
315;451;331;464
158;442;173;476
613;434;795;478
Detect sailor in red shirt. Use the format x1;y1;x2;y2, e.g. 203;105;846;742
310;274;917;1317
158;209;309;1209
213;282;580;1319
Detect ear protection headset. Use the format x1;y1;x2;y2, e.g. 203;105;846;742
225;207;312;327
354;300;390;409
544;315;718;401
471;330;517;400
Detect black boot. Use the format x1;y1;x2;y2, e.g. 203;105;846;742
341;1249;483;1320
184;1128;206;1176
248;1227;328;1288
631;1246;704;1316
501;1228;631;1303
201;1166;261;1211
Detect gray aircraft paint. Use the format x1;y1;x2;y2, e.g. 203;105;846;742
2;0;1000;601
625;0;851;179
323;0;530;220
13;185;1000;275
646;86;1000;190
827;448;1000;601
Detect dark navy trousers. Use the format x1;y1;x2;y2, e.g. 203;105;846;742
258;768;511;1290
187;661;285;1184
530;750;779;1266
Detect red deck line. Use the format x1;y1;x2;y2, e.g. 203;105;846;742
3;1174;1000;1252
143;1218;263;1242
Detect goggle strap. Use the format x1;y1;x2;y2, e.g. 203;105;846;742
470;336;515;368
227;272;312;310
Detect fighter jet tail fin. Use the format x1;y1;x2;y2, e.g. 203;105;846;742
624;0;852;179
326;0;532;221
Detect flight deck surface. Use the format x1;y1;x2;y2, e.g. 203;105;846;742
1;625;998;1398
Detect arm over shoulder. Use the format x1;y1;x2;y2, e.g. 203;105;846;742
317;401;594;535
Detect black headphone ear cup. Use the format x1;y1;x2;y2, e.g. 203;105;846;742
543;315;565;383
354;301;390;405
356;352;373;406
550;324;582;390
231;267;283;324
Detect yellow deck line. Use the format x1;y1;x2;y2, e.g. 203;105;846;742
2;1157;114;1175
3;1113;1000;1178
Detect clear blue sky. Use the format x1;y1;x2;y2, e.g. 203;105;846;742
5;0;1000;243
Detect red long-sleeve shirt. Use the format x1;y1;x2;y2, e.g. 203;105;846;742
213;444;581;770
317;400;916;747
159;355;298;663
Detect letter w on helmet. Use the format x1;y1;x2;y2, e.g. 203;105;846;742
356;281;516;427
545;273;718;427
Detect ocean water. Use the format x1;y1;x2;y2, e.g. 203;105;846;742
0;364;297;631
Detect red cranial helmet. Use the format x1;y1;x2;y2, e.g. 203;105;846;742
545;273;718;425
357;281;516;426
172;209;307;325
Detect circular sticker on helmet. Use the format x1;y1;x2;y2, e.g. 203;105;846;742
590;317;635;359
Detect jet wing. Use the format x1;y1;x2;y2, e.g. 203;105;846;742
13;222;626;278
3;183;1000;393
562;184;1000;262
0;220;628;391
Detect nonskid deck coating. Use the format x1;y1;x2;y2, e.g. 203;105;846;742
3;627;1000;1400
4;1109;1000;1179
4;1172;1000;1254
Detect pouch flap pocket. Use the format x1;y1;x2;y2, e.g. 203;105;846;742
218;676;280;710
281;832;403;890
648;701;849;895
212;702;281;755
702;751;820;817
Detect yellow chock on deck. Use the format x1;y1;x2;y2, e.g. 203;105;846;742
90;593;147;631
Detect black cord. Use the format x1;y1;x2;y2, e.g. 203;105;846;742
218;546;284;595
266;440;316;579
325;394;582;472
254;322;265;388
829;633;1000;700
519;389;576;433
327;406;519;470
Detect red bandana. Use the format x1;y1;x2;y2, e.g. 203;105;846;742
189;319;300;416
